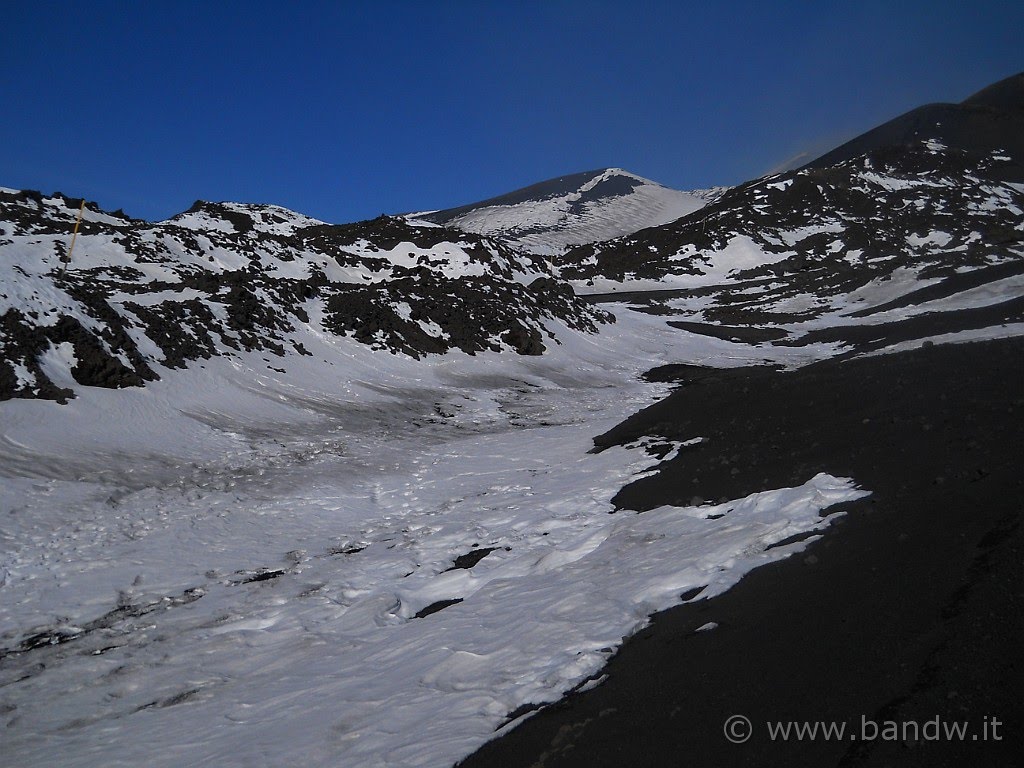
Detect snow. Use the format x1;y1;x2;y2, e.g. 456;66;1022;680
108;287;207;306
571;235;797;294
705;235;791;276
166;202;325;236
892;273;1024;314
571;276;693;294
10;362;35;390
0;302;865;768
416;169;714;256
36;341;79;389
862;323;1024;357
778;224;844;247
768;264;1024;339
859;172;944;191
338;239;541;284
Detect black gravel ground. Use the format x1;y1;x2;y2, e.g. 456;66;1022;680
458;335;1023;768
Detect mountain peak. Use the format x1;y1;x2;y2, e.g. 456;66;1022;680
408;168;720;256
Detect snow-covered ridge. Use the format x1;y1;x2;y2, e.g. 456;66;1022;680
0;189;609;403
166;200;327;236
408;168;725;256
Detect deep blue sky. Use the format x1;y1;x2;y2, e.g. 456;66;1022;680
2;1;1021;223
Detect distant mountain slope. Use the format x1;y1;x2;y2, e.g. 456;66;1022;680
0;191;609;403
802;71;1024;180
408;168;724;256
559;138;1024;356
555;73;1024;355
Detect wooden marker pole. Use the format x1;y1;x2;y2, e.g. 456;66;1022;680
64;199;85;271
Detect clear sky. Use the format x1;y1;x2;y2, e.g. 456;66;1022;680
2;1;1021;223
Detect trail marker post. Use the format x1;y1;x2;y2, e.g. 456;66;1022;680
64;199;85;272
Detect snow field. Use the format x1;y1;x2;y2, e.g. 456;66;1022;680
1;307;866;767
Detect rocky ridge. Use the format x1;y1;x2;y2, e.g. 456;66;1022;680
0;191;609;403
